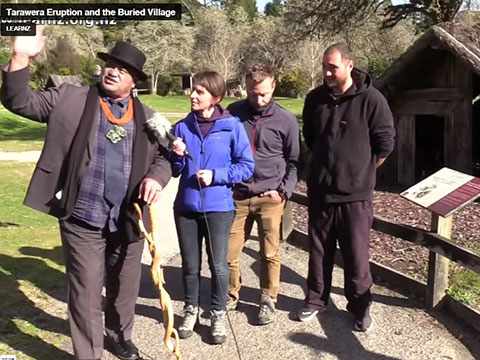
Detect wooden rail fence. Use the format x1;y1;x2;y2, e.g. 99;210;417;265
283;191;480;332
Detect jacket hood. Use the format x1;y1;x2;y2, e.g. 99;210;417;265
351;67;371;94
323;67;372;99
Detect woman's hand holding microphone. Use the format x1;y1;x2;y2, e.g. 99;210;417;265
172;138;213;187
172;138;187;156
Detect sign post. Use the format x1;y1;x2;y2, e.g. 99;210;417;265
401;167;480;308
427;214;452;308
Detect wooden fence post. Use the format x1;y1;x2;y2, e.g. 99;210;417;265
280;200;293;242
426;213;452;309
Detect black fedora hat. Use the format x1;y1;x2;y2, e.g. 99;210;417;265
97;41;147;81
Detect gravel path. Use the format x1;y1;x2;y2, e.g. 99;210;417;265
0;151;41;162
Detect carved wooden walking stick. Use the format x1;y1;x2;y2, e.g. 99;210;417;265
134;202;182;360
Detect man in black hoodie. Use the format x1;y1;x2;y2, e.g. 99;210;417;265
297;43;395;331
226;64;300;325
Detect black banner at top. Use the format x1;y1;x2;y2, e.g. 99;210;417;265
1;3;182;21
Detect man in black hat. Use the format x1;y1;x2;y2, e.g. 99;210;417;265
1;26;172;360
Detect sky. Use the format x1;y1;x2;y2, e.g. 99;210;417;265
256;0;407;13
256;0;269;13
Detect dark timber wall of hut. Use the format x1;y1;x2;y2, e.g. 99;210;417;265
379;49;474;187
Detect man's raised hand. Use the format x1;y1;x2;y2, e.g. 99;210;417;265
11;25;46;71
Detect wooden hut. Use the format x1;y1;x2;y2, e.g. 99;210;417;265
376;22;480;186
171;72;193;94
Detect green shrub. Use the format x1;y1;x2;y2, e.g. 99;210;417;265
277;69;311;98
79;56;101;85
368;55;389;79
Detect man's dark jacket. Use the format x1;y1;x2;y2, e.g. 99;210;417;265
302;68;395;203
227;99;300;198
1;67;172;239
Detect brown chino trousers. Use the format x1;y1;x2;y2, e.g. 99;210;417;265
227;195;285;302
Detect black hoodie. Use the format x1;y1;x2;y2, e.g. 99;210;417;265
302;68;395;203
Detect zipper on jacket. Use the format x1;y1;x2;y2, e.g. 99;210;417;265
192;117;206;163
327;103;339;170
196;119;227;159
249;117;261;192
331;103;339;139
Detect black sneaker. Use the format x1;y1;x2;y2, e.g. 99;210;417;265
354;307;373;332
296;306;319;322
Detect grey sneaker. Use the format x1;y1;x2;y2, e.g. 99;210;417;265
210;309;227;344
257;294;276;325
178;304;199;339
226;296;239;311
354;306;373;332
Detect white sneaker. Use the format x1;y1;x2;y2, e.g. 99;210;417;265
210;309;227;344
178;304;198;339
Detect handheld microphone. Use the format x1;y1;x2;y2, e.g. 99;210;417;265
146;113;192;159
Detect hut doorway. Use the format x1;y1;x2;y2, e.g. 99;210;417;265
473;74;480;177
415;114;444;180
473;101;480;176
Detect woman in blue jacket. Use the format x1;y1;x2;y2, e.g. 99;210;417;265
170;71;254;345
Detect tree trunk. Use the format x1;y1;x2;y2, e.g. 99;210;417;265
149;73;155;94
153;73;160;95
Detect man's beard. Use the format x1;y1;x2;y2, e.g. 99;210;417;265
249;100;270;113
326;77;347;91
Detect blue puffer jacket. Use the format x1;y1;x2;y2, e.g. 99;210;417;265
170;110;254;213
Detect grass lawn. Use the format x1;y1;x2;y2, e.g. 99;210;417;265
0;108;46;152
139;94;238;113
138;94;237;123
0;162;70;359
0;96;305;152
140;94;303;119
448;266;480;308
274;97;304;119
